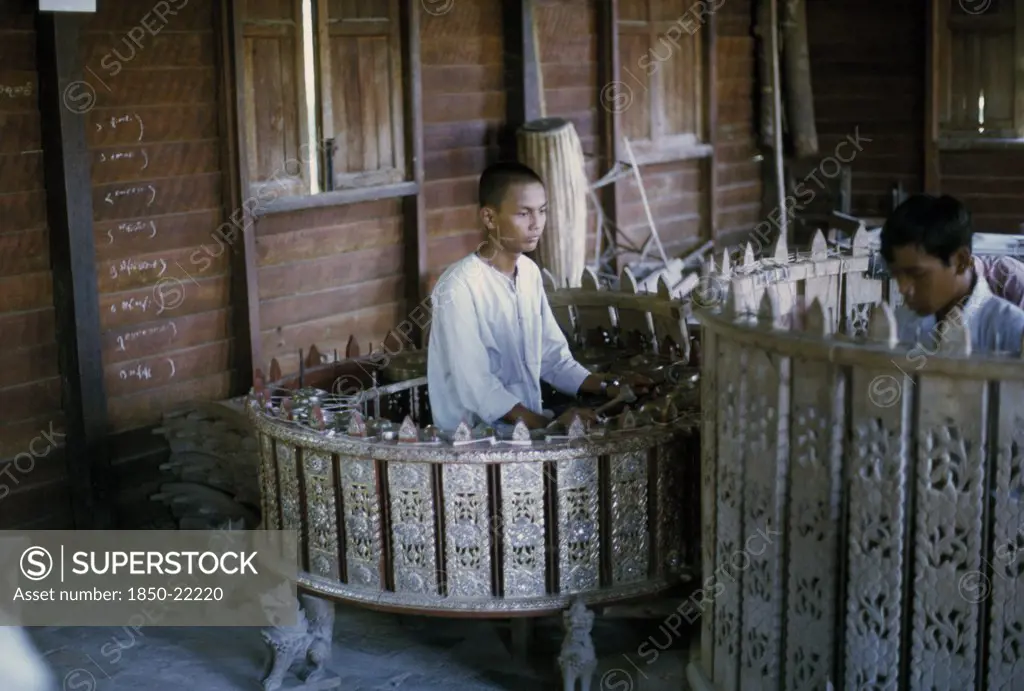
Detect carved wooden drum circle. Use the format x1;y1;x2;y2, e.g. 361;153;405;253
246;369;697;616
690;230;1024;691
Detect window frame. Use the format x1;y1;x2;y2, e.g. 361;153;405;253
932;0;1024;150
614;5;712;166
233;0;419;218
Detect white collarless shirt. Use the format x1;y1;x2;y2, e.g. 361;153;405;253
426;253;591;431
894;271;1024;356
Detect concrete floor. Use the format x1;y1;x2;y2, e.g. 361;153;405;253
27;603;695;690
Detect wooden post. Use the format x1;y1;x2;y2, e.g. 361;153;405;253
596;0;620;271
765;0;787;243
216;0;256;390
705;7;719;242
35;12;111;529
781;0;818;158
756;0;775;150
924;0;941;195
502;0;542;157
402;0;427;346
229;0;265;375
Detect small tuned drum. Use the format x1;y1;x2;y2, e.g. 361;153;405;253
248;367;699;617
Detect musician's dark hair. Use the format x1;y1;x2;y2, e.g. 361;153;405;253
478;161;544;209
880;194;973;266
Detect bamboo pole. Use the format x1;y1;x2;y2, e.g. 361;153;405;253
781;0;818;157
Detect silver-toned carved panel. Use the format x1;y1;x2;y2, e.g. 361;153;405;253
713;342;745;691
845;369;910;691
501;462;546;598
557;457;600;593
988;388;1024;689
739;349;788;688
442;463;493;599
340;458;383;589
388;462;438;595
609;450;649;585
657;442;683;576
259;433;280;529
911;378;986;690
276;444;301;532
700;329;718;680
785;360;844;691
303;451;339;579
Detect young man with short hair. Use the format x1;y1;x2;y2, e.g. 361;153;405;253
426;161;651;431
881;194;1024;355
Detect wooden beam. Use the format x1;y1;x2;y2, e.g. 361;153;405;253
229;0;265;373
35;12;111;529
502;0;542;157
705;7;719;242
216;0;256;391
596;0;620;272
767;0;787;242
924;0;941;195
255;181;419;217
402;0;427;345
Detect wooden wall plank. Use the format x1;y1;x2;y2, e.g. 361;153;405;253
99;274;231;329
107;371;235;433
257;217;403;264
87;105;220;145
258;244;404;299
0;344;59;390
102;308;232;366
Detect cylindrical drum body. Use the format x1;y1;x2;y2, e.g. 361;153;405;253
517;117;589;289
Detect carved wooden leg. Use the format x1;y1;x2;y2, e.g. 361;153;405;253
298;594;335;682
260;599;308;691
510;618;533;663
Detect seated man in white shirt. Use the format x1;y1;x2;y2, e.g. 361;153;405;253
881;193;1024;356
426;161;651;431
